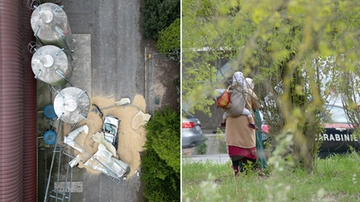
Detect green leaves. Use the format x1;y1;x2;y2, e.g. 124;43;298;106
142;108;180;202
183;0;360;172
145;108;180;172
157;18;180;62
142;0;180;40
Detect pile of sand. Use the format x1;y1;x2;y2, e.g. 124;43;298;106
62;94;148;178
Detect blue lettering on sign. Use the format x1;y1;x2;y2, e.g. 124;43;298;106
317;134;359;142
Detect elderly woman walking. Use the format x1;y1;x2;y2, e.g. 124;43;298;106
225;72;260;176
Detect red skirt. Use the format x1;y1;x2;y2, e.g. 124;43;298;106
228;146;257;160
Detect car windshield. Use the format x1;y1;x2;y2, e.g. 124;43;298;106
105;123;116;134
325;105;349;123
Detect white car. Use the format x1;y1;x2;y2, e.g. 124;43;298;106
102;115;120;148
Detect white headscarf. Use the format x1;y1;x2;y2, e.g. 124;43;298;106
232;71;245;87
245;78;254;90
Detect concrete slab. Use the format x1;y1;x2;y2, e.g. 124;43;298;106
36;80;52;111
182;154;230;164
37;0;149;201
54;181;83;193
69;34;92;97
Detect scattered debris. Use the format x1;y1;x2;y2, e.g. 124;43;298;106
91;104;103;118
69;154;81;168
100;98;131;110
84;144;130;179
135;169;140;177
64;124;88;152
63;95;147;179
131;111;151;130
93;132;118;158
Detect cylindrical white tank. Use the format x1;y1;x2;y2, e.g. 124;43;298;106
53;87;90;124
30;3;72;49
31;45;72;86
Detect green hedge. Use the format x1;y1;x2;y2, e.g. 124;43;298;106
156;18;180;63
141;108;180;202
142;0;180;40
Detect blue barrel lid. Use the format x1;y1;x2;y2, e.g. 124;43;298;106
43;130;57;145
44;104;56;119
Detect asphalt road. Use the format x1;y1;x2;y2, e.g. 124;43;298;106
62;0;144;201
64;0;144;100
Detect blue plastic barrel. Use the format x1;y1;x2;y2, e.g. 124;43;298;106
44;104;56;119
43;130;57;145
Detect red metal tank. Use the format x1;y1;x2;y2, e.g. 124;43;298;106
22;1;38;201
0;0;24;201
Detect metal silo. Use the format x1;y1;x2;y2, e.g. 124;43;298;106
31;45;72;86
30;2;72;50
53;87;90;124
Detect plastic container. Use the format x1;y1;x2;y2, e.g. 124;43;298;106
44;104;56;119
43;130;57;145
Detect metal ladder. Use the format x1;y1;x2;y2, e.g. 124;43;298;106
44;121;74;202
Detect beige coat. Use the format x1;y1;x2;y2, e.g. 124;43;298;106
225;89;260;148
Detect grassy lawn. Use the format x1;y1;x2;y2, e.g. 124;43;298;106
182;153;360;202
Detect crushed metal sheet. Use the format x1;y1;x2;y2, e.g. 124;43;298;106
131;111;151;130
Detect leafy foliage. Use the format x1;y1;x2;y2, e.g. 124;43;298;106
197;137;208;154
141;108;180;202
157;18;180;63
182;0;360;170
142;0;180;40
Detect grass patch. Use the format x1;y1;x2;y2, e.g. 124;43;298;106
182;153;360;202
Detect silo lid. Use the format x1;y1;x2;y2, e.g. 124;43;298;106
41;10;54;24
31;45;69;84
30;3;68;34
53;87;90;124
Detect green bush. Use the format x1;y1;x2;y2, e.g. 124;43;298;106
156;18;180;62
141;108;180;202
142;0;180;40
197;137;208;154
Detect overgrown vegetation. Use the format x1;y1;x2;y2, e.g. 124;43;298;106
197;137;208;154
182;0;360;171
156;18;180;63
182;152;360;202
142;0;180;40
141;108;180;202
142;0;180;62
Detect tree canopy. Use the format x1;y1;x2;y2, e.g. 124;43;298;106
142;0;180;40
156;18;180;63
141;108;180;202
182;0;360;170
